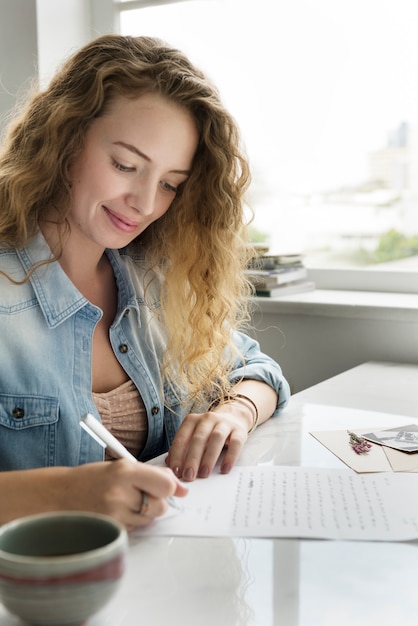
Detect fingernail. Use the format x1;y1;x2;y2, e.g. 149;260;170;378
221;462;231;474
184;467;195;481
198;465;210;478
173;466;181;478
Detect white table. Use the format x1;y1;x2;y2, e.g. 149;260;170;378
1;361;418;625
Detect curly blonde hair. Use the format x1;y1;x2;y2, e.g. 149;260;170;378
0;34;254;404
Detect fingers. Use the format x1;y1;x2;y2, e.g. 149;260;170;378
83;461;187;530
219;431;247;475
168;413;222;481
129;489;167;527
127;464;188;525
129;462;186;499
166;410;248;482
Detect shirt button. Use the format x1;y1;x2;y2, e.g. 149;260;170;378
12;407;25;419
151;406;159;415
119;344;128;354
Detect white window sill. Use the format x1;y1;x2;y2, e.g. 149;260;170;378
253;289;418;322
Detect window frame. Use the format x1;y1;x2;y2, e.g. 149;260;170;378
101;0;418;295
309;268;418;294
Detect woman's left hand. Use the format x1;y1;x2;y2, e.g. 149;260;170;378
165;402;252;481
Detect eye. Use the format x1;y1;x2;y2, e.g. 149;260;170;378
160;181;178;193
112;159;135;173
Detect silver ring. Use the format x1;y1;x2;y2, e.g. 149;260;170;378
138;491;150;516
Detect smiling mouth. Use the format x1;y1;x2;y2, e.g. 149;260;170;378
104;207;138;233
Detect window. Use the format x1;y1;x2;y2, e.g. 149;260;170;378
114;0;418;292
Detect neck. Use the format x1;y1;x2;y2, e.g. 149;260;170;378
40;221;106;285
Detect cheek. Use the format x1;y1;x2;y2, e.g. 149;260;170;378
157;196;176;218
72;169;113;201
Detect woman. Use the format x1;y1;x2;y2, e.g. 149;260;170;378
0;35;290;528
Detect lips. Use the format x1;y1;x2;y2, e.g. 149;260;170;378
104;206;139;233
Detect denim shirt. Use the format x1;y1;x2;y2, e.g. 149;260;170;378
0;232;290;471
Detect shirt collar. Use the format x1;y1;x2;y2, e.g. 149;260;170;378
16;231;139;328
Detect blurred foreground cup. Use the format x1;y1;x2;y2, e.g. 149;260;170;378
0;511;128;626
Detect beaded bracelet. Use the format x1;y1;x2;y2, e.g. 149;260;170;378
207;393;259;434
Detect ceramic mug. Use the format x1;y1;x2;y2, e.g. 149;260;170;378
0;511;128;626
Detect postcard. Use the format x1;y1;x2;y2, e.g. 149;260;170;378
310;425;418;473
362;424;418;453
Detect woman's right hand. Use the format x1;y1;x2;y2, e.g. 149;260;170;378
0;461;188;530
63;460;188;530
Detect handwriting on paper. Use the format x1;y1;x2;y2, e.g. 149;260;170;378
135;466;418;541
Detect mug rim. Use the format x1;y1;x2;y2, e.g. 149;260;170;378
0;511;127;567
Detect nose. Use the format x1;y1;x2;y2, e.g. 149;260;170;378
127;177;158;216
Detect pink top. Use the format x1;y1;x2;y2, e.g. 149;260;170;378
92;380;148;460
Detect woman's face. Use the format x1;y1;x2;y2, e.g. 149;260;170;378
67;92;199;251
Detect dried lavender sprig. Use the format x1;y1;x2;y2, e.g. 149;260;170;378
348;431;372;455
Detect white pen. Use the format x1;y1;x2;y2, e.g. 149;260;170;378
80;413;182;511
81;412;138;462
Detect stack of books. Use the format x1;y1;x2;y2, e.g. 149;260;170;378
246;251;315;297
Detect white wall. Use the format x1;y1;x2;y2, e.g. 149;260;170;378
36;0;119;86
0;0;37;131
36;0;90;86
0;0;118;132
249;306;418;394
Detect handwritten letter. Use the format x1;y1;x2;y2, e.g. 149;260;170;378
136;466;418;541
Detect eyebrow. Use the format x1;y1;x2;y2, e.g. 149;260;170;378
113;141;192;175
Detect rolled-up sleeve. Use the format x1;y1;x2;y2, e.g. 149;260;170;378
228;331;291;415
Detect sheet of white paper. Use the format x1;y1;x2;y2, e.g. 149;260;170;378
134;466;418;541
